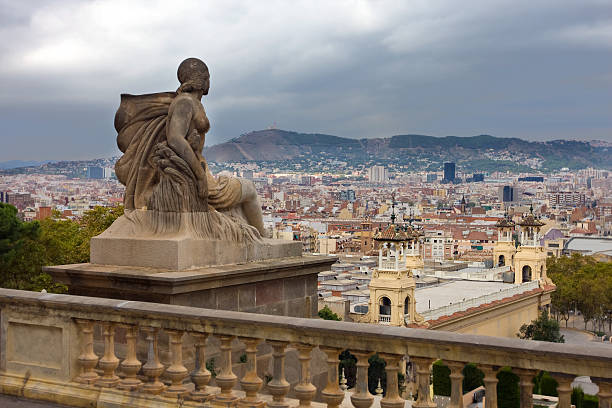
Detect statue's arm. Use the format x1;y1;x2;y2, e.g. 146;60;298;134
167;98;208;200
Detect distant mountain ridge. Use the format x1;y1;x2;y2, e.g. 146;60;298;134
0;160;51;170
204;129;611;171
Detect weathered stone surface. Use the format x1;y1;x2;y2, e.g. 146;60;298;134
91;235;301;270
45;255;336;318
0;288;611;408
284;275;306;300
113;58;267;241
0;395;71;407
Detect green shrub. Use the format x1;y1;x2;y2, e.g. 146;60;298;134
367;354;386;395
583;394;598;408
538;372;558;397
572;387;584;408
318;305;341;321
432;360;451;396
206;358;217;378
463;363;484;392
339;350;357;389
497;367;520;408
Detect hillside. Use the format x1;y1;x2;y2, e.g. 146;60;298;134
204;130;611;171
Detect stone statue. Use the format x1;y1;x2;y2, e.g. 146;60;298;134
108;58;264;242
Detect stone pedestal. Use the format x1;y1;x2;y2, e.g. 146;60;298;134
90;236;302;271
45;237;336;318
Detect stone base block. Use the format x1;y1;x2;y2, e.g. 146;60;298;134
44;255;336;318
91;236;301;270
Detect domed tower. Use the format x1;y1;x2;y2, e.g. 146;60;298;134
493;213;516;268
368;222;423;326
404;223;425;272
514;206;550;284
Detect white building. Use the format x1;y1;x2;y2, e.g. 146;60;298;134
368;165;388;183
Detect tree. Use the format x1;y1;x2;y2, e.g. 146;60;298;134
0;204;124;293
75;205;124;261
518;310;565;343
0;203;64;292
548;254;612;333
38;214;84;265
318;305;342;321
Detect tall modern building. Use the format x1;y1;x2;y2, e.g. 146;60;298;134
86;166;104;179
368;165;388;183
340;190;356;202
499;185;520;202
443;162;455;183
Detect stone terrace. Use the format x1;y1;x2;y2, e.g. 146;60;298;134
0;288;610;408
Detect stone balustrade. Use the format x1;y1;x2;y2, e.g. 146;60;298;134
427;265;510;282
0;288;610;408
379;315;391;324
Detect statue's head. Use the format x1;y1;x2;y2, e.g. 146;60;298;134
177;58;210;95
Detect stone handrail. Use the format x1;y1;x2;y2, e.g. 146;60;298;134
420;281;540;321
427;265;510;281
0;288;610;408
380;260;397;270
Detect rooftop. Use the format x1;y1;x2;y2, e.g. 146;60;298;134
565;237;612;256
415;280;516;313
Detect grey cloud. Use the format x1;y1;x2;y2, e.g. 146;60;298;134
0;0;610;161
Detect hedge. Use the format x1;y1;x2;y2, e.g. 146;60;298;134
497;367;520;408
432;360;451;396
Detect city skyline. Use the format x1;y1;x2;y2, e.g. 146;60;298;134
1;0;611;161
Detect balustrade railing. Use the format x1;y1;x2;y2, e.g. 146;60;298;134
420;280;540;321
380;260;397;270
0;288;610;408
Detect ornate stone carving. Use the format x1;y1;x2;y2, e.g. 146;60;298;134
107;57;265;242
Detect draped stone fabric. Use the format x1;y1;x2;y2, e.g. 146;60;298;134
115;92;176;210
111;92;259;243
114;92;243;212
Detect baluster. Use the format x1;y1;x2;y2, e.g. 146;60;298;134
164;329;189;397
190;332;212;401
515;369;536;408
380;353;405;408
481;365;499;408
214;335;239;404
118;324;142;390
320;346;344;408
96;322;120;387
551;373;573;408
239;337;264;408
267;340;291;408
141;327;165;394
295;344;317;408
412;357;436;408
447;362;465;408
75;319;99;384
350;351;373;408
595;380;612;408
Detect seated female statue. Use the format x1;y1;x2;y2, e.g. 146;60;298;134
112;58;264;241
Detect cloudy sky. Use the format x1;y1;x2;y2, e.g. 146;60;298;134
1;0;611;161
